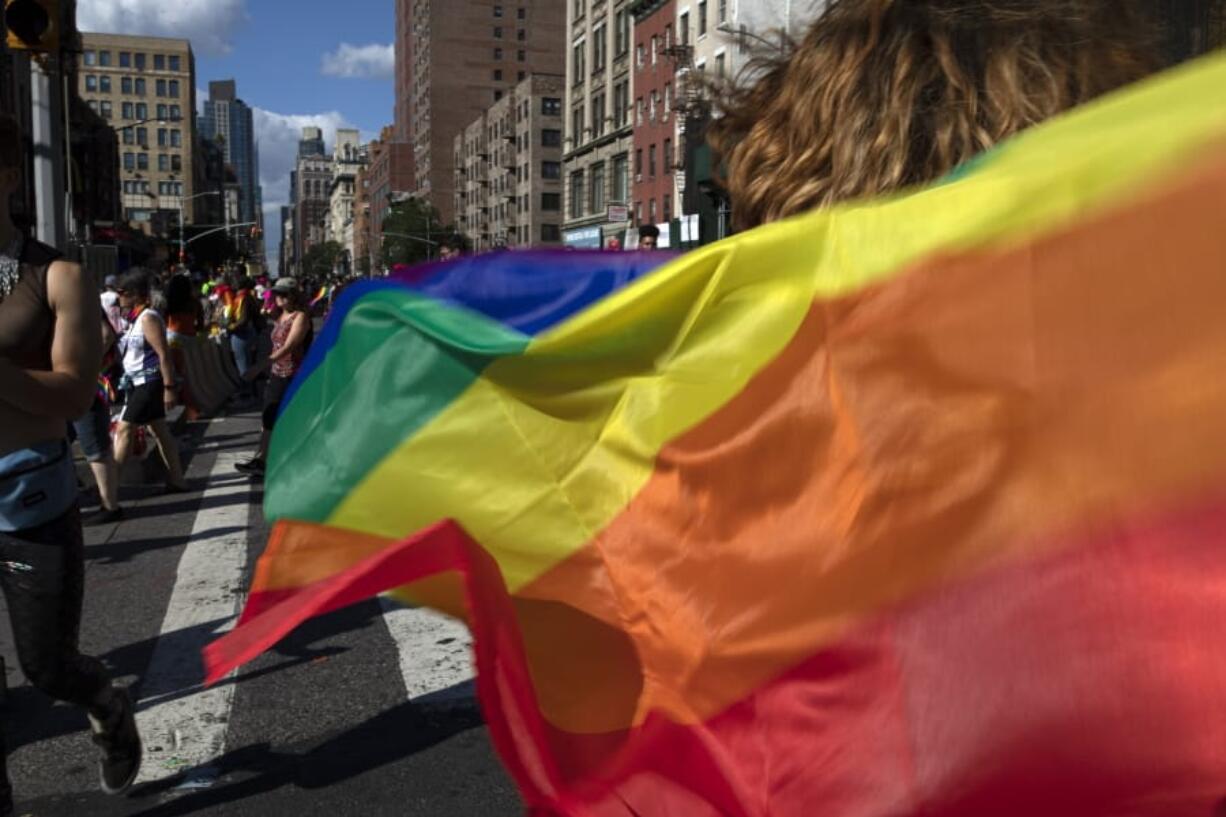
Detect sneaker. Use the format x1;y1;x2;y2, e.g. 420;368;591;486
234;458;265;476
84;506;125;526
88;685;142;795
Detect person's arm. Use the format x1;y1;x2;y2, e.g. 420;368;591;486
142;312;178;408
268;313;309;363
101;311;117;351
0;259;102;418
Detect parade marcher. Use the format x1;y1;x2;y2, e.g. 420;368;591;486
164;272;203;338
0;114;141;814
636;224;659;250
223;276;262;399
112;269;189;492
236;277;313;477
70;311;124;525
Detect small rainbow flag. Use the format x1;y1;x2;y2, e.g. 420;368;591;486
208;54;1226;815
309;285;330;308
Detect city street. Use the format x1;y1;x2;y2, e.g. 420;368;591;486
0;414;520;817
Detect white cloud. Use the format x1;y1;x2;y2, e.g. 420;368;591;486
320;43;395;80
77;0;248;56
254;109;356;271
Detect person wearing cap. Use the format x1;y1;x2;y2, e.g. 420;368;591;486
100;274;122;335
236;277;313;477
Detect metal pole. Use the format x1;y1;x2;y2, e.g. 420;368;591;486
179;197;184;264
31;58;65;247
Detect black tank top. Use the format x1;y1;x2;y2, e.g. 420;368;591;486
0;238;61;372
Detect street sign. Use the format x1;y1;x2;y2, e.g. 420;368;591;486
606;204;629;223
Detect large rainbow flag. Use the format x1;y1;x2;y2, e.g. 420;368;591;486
208;53;1226;816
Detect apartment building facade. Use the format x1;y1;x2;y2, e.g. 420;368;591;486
562;0;635;248
629;0;678;243
78;32;197;233
454;73;566;251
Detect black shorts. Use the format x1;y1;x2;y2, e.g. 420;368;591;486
262;375;291;431
120;381;166;425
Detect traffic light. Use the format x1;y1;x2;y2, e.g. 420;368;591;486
4;0;59;53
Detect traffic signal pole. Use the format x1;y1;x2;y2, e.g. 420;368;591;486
29;56;65;248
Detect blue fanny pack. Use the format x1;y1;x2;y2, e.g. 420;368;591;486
0;440;76;533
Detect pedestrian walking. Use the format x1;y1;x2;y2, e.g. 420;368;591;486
70;311;124;524
224;276;262;395
112;269;189;492
0;114;142;815
236;277;312;477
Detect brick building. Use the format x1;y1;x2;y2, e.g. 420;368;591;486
630;0;677;242
454;73;566;251
364;125;416;273
397;0;566;225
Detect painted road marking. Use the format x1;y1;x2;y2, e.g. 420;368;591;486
134;429;250;783
379;598;476;706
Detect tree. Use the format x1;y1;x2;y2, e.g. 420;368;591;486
302;240;344;282
380;198;464;268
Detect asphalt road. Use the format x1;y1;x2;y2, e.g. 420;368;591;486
0;412;521;816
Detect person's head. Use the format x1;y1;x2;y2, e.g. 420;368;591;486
709;0;1156;230
103;274;119;292
0;115;23;225
606;237;623;251
165;273;195;314
637;224;660;250
116;268;154;310
438;240;461;261
271;276;305;312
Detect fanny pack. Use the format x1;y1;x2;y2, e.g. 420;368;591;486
0;440;77;532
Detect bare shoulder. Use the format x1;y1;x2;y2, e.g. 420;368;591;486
44;259;90;308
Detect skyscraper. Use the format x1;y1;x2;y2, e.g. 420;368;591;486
292;127;334;274
395;0;566;224
200;80;262;228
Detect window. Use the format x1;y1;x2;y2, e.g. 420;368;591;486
541;192;561;211
592;93;606;137
518;28;526;40
569;170;585;218
665;24;673;48
171;155;182;172
158;128;168;147
135;53;146;70
154;54;165;70
614;80;630;127
649;198;657;223
170;105;180;119
650;35;658;64
635;149;642;176
169;55;181;71
518;7;526;19
636;43;644;68
541;224;561;242
122;102;134;119
135;78;146;95
136;103;148;119
100;76;111;93
635;96;643;126
100;101;112;120
85;75;97;92
518;49;525;61
615;9;629;55
99;51;112;66
649;144;657;178
122;76;132;94
494;4;503;15
518;70;526;81
572;105;584;144
612;153;629;201
592;23;607;72
158;154;169;171
84;51;96;66
123;152;135;171
169;80;179;97
542;160;561;179
495;47;503;60
494;89;504;101
719;0;727;23
119;52;131;68
137;153;149;171
590;162;605;212
663;193;672;223
649;90;658;122
573;0;584;17
122;129;134;145
157;104;168;120
664;138;672;172
136;127;147;146
494;26;503;38
542;128;562;147
156;79;167;96
716;52;725;77
680;12;690;44
698;1;708;36
572;40;585;83
171;129;182;147
494;69;503;81
542;97;561;116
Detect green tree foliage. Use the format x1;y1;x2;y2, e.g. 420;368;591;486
380;198;465;268
302;240;345;282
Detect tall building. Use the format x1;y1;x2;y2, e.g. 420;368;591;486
630;0;678;245
279;205;294;277
292;127;333;274
326;129;366;274
562;0;635;248
200;80;262;228
364;126;416;273
454;73;566;251
397;0;566;224
77;33;198;234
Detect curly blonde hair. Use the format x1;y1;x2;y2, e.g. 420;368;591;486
708;0;1157;229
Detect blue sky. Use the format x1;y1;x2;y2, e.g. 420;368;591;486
77;0;397;268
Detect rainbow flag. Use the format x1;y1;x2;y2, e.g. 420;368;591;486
309;284;330;308
208;53;1226;816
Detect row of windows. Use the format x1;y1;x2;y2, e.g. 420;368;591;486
88;100;184;123
117;127;183;148
492;48;528;61
84;75;181;97
634;194;674;227
568;155;631;219
82;50;183;72
492;27;528;40
492;69;528;82
122;152;183;172
122;180;185;196
491;6;528;19
634;139;674;179
570;81;631;146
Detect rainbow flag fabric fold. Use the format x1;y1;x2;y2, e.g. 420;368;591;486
208;53;1226;816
